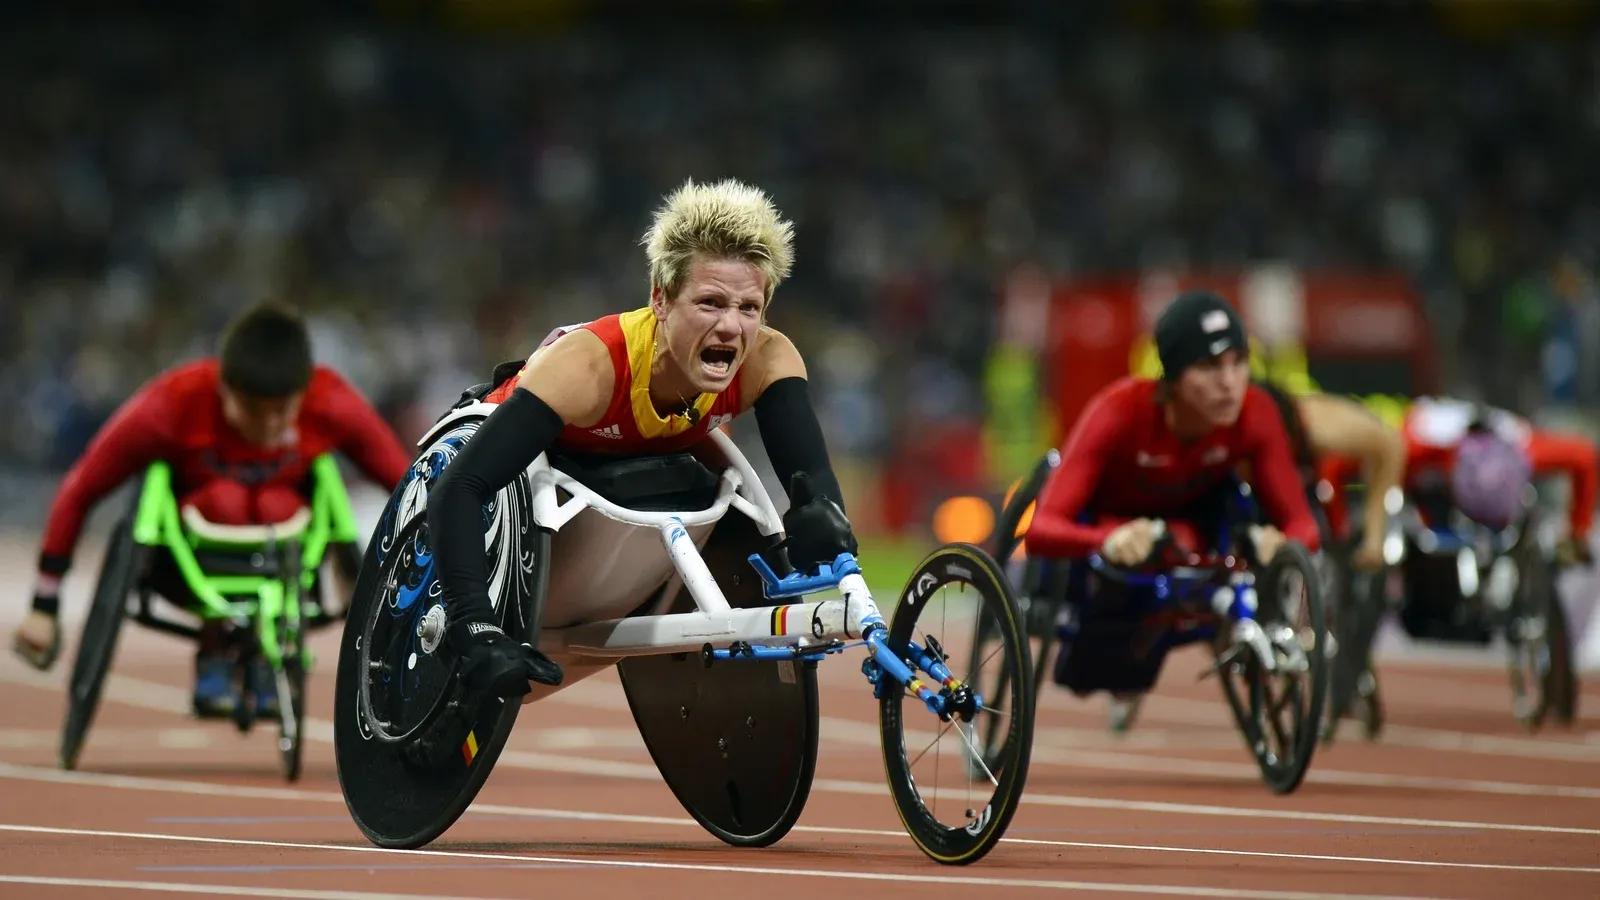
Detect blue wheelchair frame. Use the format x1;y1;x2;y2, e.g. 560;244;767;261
1057;482;1268;668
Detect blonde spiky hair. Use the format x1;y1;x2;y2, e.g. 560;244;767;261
643;178;795;303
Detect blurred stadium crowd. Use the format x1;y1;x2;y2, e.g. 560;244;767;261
2;2;1598;532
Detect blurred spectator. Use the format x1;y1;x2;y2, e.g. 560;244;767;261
1;7;1596;489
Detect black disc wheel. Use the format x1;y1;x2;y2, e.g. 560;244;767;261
334;414;546;849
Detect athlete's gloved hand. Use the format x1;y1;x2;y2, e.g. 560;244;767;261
449;620;563;698
783;472;858;572
1100;519;1163;566
10;604;60;672
1249;524;1288;566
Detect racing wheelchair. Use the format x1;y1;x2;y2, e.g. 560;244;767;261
969;449;1331;795
60;455;363;780
1389;475;1579;731
1316;527;1390;744
332;377;1035;866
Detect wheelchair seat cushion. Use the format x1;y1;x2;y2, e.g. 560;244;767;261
546;448;721;512
181;504;313;546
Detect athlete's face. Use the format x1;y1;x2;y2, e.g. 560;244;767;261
1174;349;1250;429
651;255;768;396
221;386;303;449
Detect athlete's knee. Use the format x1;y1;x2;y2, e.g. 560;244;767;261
255;485;307;524
181;480;306;526
183;480;253;524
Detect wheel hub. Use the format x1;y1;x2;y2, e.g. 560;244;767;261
417;604;447;656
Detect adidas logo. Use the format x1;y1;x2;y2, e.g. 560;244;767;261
589;424;623;440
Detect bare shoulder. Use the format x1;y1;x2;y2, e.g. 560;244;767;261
516;327;614;428
739;325;808;409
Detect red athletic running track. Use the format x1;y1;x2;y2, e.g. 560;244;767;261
1;608;1597;900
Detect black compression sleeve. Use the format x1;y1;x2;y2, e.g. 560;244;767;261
428;388;564;635
753;376;844;511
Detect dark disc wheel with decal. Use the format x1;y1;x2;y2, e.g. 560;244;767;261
880;543;1033;866
334;413;548;849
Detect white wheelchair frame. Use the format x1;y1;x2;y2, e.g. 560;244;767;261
413;402;957;713
534;426;883;661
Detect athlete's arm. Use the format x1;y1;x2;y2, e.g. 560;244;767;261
1243;393;1322;552
741;328;856;568
1525;429;1598;543
319;370;415;491
742;328;843;509
1297;393;1406;547
1023;389;1124;559
34;377;180;608
428;330;614;636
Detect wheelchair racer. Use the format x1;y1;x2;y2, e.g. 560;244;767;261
1023;290;1322;726
1320;396;1596;568
1318;396;1595;650
1254;381;1407;572
424;177;860;703
11;302;413;718
1249;381;1406;737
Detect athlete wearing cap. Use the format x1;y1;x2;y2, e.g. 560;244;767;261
1023;290;1320;728
1025;289;1321;567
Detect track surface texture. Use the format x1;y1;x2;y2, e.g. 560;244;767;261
1;531;1598;900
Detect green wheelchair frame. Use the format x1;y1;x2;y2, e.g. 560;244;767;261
59;453;362;781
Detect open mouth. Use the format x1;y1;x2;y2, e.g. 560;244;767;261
699;345;737;378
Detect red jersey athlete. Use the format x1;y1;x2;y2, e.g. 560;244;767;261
1023;290;1319;731
1319;396;1596;566
1025;290;1321;568
10;303;413;718
421;178;859;704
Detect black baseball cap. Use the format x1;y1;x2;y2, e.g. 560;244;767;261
1153;290;1248;380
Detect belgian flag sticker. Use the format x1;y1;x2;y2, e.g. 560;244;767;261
461;730;479;765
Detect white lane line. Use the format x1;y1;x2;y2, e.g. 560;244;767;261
813;714;1600;800
0;876;493;900
0;824;1463;900
558;666;1600;766
1;762;1597;870
8;650;1600;802
1116;693;1600;763
5;669;1600;836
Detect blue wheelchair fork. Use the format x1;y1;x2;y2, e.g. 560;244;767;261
744;552;980;722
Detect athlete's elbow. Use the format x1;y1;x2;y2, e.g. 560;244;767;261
1293;520;1322;553
1022;518;1087;560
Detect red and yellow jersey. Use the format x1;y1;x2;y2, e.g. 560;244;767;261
485;306;746;455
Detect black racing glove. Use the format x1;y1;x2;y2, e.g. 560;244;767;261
782;472;858;572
